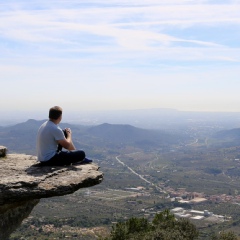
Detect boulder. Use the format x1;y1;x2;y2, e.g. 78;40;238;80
0;146;7;157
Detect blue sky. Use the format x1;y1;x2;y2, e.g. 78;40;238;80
1;0;240;114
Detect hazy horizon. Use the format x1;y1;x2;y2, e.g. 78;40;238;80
1;108;240;129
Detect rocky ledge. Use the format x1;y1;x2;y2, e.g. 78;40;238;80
0;153;103;239
0;154;103;205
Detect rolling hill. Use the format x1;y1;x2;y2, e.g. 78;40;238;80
210;128;240;147
86;123;186;148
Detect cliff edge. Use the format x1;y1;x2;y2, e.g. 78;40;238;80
0;153;103;205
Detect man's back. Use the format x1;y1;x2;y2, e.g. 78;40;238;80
36;120;64;162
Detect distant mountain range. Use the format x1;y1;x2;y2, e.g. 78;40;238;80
2;108;240;129
0;119;190;155
2;118;239;156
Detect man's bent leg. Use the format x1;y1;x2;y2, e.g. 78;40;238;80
59;150;86;165
41;150;85;166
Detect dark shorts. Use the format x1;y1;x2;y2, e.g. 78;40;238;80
40;150;86;166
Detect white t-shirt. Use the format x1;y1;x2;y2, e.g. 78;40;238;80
36;120;65;162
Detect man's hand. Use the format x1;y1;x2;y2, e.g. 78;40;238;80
57;128;76;150
65;128;72;138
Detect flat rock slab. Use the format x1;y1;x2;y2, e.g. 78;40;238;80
0;154;103;205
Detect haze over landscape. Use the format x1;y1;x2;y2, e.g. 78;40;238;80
2;115;240;239
1;0;240;118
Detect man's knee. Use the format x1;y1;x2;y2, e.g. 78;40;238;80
78;150;86;159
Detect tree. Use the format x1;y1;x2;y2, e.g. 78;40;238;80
104;209;199;240
109;217;151;240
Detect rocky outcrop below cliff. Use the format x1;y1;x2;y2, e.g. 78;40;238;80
0;152;103;239
0;199;39;240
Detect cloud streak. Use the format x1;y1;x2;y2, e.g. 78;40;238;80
0;0;240;112
1;2;239;48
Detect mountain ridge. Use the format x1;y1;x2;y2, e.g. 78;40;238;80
0;119;189;154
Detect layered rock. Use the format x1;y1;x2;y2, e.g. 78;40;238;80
0;153;103;239
0;154;103;205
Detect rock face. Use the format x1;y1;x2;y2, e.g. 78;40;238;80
0;154;103;205
0;153;103;239
0;199;39;240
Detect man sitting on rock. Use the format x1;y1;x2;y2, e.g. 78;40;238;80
36;106;92;166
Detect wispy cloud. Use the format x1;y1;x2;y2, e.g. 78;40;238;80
0;0;240;112
1;2;239;50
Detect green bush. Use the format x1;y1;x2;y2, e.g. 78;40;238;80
104;209;199;240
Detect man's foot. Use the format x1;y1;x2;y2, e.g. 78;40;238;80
81;158;93;164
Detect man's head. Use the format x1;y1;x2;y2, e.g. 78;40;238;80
49;106;62;121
